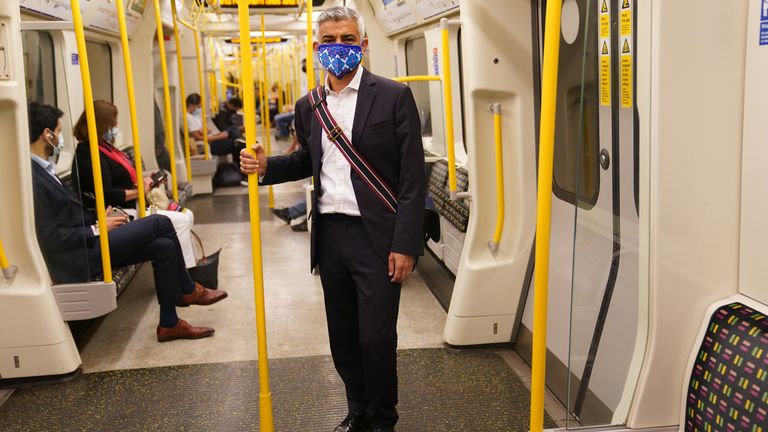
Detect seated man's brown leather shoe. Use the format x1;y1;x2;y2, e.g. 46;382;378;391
156;319;215;342
178;283;228;306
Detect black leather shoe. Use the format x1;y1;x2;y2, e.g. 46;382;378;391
370;427;394;432
333;412;371;432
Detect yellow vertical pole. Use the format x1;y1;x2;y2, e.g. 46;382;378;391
440;18;458;200
237;1;274;430
209;38;219;114
530;0;563;431
294;41;301;103
219;57;226;106
261;14;275;208
71;0;113;282
278;47;285;113
305;0;315;89
193;30;211;160
0;239;17;280
115;0;146;218
153;0;179;201
170;0;192;183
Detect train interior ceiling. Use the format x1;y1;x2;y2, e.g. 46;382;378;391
0;0;766;431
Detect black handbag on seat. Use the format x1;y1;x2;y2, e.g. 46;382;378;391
187;231;221;289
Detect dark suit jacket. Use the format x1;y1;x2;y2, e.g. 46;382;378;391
31;161;100;283
260;68;426;268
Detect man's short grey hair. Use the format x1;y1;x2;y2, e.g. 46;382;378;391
315;6;366;42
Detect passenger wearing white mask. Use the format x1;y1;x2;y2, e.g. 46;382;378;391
73;100;198;269
185;93;243;168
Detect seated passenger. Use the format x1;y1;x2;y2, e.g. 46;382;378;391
73;100;198;269
274;108;294;142
215;97;244;138
186;93;243;167
28;102;227;342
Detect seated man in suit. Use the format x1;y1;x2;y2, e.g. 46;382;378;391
27;102;227;342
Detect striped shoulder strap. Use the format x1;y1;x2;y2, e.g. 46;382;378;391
308;86;398;214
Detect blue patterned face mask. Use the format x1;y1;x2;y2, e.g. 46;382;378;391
317;44;363;80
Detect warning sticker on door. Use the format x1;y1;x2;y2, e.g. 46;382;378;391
760;0;768;46
620;0;633;108
599;0;611;107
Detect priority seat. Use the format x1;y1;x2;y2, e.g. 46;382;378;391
682;299;767;432
426;160;470;274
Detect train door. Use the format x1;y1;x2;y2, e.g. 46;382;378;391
518;0;643;427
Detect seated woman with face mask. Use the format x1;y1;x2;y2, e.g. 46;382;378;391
73;100;198;269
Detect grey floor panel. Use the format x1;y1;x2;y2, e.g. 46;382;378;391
0;348;554;431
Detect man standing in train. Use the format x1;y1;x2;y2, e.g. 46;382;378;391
240;6;425;432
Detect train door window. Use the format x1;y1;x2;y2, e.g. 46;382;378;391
85;40;113;102
22;31;56;105
405;36;434;139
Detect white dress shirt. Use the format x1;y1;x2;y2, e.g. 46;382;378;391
318;66;365;216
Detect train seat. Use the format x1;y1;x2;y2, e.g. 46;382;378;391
426;160;470;274
681;298;768;432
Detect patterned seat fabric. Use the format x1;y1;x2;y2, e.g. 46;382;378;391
686;302;767;432
427;160;470;233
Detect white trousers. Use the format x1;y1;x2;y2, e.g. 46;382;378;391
124;208;196;268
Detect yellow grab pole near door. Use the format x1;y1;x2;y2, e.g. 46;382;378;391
261;14;274;208
488;103;505;253
170;0;193;183
115;0;146;218
209;38;219;114
305;0;315;89
237;1;274;430
278;47;285;113
0;239;18;280
71;0;112;282
153;0;179;201
440;18;458;200
530;0;563;431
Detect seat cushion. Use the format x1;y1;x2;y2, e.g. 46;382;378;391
685;302;767;432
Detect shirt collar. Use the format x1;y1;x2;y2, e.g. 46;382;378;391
325;66;364;95
31;154;59;180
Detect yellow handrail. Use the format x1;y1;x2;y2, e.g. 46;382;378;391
193;30;211;160
0;238;18;280
440;18;458;200
170;0;193;182
115;0;146;218
278;48;285;113
209;38;219;114
72;0;112;282
237;1;274;429
393;75;441;83
261;14;274;209
530;0;563;431
153;0;179;201
305;0;315;89
488;103;504;253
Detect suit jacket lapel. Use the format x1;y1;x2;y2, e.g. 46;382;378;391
351;69;377;147
32;161;84;207
311;106;323;177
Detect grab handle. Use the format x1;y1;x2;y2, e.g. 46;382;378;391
488;103;505;253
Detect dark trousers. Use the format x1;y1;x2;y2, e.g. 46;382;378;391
92;215;195;305
317;214;402;427
210;138;244;167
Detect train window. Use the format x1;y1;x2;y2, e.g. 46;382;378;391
22;31;56;106
405;36;434;139
552;87;600;208
85;40;113;102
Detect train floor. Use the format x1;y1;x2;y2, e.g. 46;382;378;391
0;138;567;431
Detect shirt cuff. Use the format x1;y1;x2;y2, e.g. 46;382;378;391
91;224;100;237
